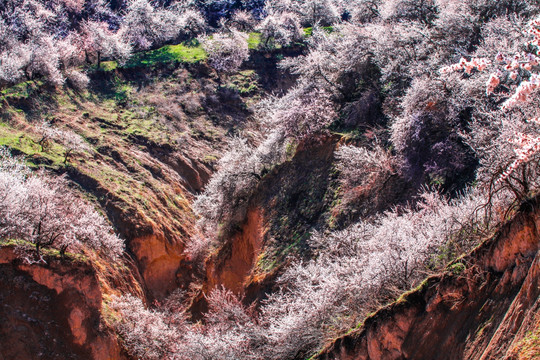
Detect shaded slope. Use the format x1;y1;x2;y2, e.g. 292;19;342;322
190;134;340;315
193;133;417;312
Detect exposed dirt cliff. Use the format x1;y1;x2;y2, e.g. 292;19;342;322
204;207;266;294
3;33;539;360
0;246;142;360
316;198;540;360
0;54;300;357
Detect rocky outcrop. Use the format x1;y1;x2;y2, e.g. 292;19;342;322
316;198;540;360
0;247;130;360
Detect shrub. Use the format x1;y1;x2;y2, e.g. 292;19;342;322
111;288;263;360
441;16;540;198
122;0;183;51
110;295;182;360
390;78;477;190
37;123;91;164
392;110;476;189
191;132;287;255
260;84;337;139
264;0;340;27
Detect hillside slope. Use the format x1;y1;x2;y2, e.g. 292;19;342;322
1;0;540;358
0;59;269;300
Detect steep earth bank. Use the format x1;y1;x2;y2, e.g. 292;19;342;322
188;134;340;315
316;197;540;360
0;247;142;360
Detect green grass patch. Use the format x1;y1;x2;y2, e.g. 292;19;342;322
330;128;362;141
395;278;430;305
226;70;259;95
0;125;39;154
344;319;367;335
0;238;31;248
248;32;262;50
513;325;540;359
0;80;44;102
123;43;207;68
0;123;66;166
202;154;218;164
256;252;278;274
0;238;88;262
255;232;307;273
95;42;207;71
449;262;466;276
122;115;169;144
101;300;122;326
303;26;334;37
114;83;133;103
100;61;118;72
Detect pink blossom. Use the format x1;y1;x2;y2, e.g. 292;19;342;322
486;73;500;94
439;57;490;74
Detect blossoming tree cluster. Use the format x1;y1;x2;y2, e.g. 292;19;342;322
0;148;123;261
0;0;206;87
440;17;540;195
181;3;540;359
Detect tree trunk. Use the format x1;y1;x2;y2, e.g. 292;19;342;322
63;149;72;164
60;245;68;258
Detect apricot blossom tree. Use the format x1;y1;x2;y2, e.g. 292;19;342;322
264;0;341;27
0;148;123;261
263;84;337;138
122;0;184;51
440;17;540;196
335;144;397;191
201;30;249;74
258;11;303;48
38;123;91;163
